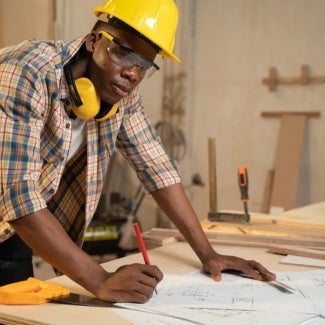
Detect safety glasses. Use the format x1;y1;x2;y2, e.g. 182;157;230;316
100;30;160;79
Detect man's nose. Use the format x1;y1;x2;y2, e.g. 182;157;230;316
121;65;144;82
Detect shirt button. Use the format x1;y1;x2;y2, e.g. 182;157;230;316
66;122;71;129
49;188;55;195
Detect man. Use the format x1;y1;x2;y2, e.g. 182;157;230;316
0;0;275;303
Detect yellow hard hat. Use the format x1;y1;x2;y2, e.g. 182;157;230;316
94;0;180;63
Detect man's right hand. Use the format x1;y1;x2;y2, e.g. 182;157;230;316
95;263;163;303
11;210;163;303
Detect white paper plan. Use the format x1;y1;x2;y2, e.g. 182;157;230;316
113;308;324;325
115;270;325;325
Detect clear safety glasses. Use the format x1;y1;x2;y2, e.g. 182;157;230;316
100;30;160;79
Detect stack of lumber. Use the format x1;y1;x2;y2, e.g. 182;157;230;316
143;208;325;252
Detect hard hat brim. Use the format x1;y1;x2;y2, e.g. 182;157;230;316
94;7;181;63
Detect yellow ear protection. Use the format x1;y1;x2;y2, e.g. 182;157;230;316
64;64;119;121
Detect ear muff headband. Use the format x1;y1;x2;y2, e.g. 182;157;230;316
64;64;119;121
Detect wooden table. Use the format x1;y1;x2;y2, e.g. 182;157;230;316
0;202;324;324
0;242;322;325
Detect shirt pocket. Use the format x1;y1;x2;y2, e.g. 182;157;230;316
40;137;62;163
40;121;68;164
39;136;66;201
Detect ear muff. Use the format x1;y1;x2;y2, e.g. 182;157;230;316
64;64;119;121
72;78;100;120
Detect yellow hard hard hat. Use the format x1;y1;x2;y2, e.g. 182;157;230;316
94;0;180;63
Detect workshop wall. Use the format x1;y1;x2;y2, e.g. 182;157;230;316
0;0;54;47
189;0;325;218
1;0;324;229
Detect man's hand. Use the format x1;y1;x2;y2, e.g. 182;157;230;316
202;253;276;282
10;211;163;304
95;263;163;303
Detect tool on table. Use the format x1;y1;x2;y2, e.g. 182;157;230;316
207;137;247;222
208;137;245;222
237;166;250;223
133;222;158;294
0;277;118;307
267;280;296;294
237;273;296;294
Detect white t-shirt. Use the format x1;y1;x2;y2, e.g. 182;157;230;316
68;117;86;161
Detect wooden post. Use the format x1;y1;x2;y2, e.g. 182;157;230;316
208;137;217;213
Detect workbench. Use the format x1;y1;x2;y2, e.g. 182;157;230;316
0;202;324;325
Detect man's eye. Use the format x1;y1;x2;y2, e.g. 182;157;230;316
113;47;130;59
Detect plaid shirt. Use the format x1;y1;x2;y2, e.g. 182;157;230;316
0;37;181;246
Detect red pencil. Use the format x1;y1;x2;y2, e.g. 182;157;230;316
133;222;151;264
133;222;157;294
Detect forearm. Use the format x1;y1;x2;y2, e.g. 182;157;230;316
151;184;276;282
10;209;109;295
151;184;216;264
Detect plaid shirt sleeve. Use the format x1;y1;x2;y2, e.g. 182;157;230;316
0;58;49;233
116;90;182;192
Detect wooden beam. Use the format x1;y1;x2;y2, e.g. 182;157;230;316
261;169;275;214
144;228;325;249
261;111;320;118
262;65;325;92
208;137;217;213
268;245;325;260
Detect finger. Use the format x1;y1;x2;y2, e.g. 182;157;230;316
138;264;164;282
127;264;161;292
127;272;161;302
114;288;150;303
211;273;222;281
248;260;276;280
131;283;156;302
118;263;163;284
210;269;222;282
253;263;276;281
106;276;156;303
202;265;222;282
115;265;129;272
137;271;160;290
243;260;276;281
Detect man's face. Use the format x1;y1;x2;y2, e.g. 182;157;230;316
86;28;158;104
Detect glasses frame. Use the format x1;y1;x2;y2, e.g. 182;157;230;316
100;30;160;78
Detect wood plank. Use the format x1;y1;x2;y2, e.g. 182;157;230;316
142;233;177;249
280;255;325;269
0;313;45;325
261;169;275;213
208;137;217;213
270;115;307;211
279;201;325;226
268;245;325;260
203;231;325;248
201;216;325;239
145;228;325;249
261;111;320;118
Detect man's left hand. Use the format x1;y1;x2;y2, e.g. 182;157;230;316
202;253;276;281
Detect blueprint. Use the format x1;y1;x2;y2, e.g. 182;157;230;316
114;307;324;325
115;270;325;325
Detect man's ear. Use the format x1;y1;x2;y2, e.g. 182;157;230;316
85;32;101;53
